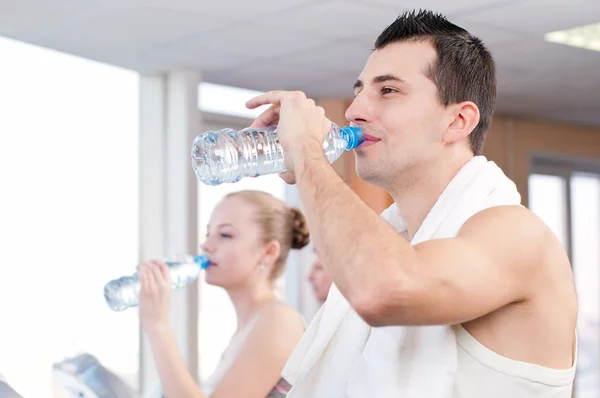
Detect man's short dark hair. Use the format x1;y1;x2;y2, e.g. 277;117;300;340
375;10;496;156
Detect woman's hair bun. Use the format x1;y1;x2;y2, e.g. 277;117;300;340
289;207;310;249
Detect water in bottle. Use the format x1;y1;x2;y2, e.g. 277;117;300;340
191;123;364;185
104;254;210;312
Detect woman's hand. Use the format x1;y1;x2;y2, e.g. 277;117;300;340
138;260;206;398
138;260;172;334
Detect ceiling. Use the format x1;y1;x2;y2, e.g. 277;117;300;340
1;0;600;126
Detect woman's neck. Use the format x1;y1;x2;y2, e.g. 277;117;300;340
226;282;278;332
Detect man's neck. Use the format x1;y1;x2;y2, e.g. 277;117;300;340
389;153;475;240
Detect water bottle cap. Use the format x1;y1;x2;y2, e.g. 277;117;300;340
340;126;364;150
193;255;211;269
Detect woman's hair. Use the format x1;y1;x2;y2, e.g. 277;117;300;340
225;190;310;280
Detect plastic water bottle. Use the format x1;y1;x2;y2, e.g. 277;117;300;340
104;254;210;312
191;123;364;185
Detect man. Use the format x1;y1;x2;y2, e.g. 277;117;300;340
307;250;333;304
246;10;577;397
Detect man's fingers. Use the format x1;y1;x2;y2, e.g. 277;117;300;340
246;90;307;109
245;91;283;109
278;171;297;185
249;105;280;129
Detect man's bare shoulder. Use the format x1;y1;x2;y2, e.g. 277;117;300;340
462;205;546;237
459;207;577;370
460;205;572;278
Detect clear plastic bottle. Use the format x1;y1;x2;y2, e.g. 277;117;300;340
103;254;210;312
191;123;364;185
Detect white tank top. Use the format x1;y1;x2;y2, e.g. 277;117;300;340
453;324;577;398
202;309;299;397
202;317;257;395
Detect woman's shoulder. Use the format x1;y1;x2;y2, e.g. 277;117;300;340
252;300;306;334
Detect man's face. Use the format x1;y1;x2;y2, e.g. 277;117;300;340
307;256;333;303
345;40;453;187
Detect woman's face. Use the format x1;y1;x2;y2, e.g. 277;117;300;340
201;196;266;289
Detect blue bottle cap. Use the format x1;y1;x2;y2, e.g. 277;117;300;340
340;126;364;150
193;255;211;269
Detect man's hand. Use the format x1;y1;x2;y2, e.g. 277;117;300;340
246;90;331;184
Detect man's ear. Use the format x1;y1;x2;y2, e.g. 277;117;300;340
443;101;480;144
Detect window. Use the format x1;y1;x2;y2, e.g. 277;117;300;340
0;36;139;396
571;173;600;398
198;82;268;119
528;174;568;248
529;157;600;398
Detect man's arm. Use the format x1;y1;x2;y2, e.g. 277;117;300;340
295;154;553;326
244;90;551;327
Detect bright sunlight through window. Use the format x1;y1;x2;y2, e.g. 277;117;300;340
0;36;140;397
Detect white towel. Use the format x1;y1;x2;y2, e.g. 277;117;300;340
282;156;522;398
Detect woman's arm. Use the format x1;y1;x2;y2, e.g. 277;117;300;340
138;260;305;398
146;324;205;398
139;260;206;398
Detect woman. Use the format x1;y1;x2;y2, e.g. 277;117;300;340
137;190;309;398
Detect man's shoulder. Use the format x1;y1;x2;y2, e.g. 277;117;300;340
461;205;554;243
459;205;571;273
